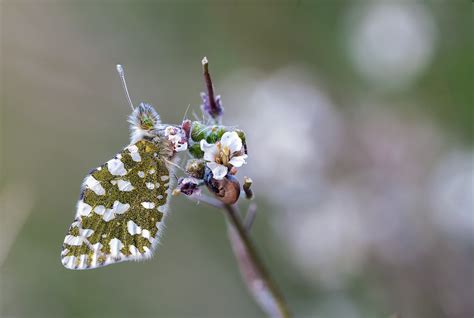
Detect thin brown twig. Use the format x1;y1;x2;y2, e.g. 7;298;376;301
185;195;291;317
201;57;221;121
189;57;290;317
244;203;258;232
188;193;224;209
224;204;291;318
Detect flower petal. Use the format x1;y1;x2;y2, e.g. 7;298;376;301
229;154;248;168
200;140;218;162
220;131;242;153
207;162;228;180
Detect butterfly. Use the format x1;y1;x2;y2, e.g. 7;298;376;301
61;65;188;270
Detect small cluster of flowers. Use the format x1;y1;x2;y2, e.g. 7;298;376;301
172;60;249;204
174;129;248;205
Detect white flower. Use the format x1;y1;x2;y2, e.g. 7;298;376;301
165;126;188;152
200;131;248;180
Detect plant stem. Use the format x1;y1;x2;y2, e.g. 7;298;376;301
223;204;291;318
186;195;291;317
201;57;221;121
192;57;290;317
244;203;257;232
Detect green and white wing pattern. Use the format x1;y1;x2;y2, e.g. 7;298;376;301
61;140;172;270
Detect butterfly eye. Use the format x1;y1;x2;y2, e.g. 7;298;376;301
141;116;154;130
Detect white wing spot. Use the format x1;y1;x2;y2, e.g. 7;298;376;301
64;235;84;246
143;246;152;258
146;182;155;190
142;229;151;240
84;175;106;196
109;238;124;257
100;201;129;222
77;201;92;216
157;195;163;200
141;202;155;209
107;159;127;176
117;179;135;192
138;171;145;178
112;201;130;214
160;175;170;181
91;242;102;252
62;256;76;269
89;243;103;268
94;205;106;215
61;248;69;256
127;145;142;162
131;152;141;162
77;255;88;269
149;169;156;174
158;205;167;213
103;211;115;221
91;242;102;253
129;245;140;256
80;229;94;238
127;220;142;235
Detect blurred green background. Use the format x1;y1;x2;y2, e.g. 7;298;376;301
1;1;472;318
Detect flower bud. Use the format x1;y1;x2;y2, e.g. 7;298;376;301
185;159;206;179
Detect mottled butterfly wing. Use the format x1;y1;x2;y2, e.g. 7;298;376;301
61;140;172;270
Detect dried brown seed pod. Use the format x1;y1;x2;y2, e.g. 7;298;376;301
205;174;241;205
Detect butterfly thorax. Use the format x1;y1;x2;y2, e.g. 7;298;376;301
142;134;175;160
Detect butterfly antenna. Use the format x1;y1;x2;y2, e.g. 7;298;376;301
116;64;135;111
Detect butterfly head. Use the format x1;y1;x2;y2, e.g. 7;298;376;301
130;102;160;129
128;103;162;143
